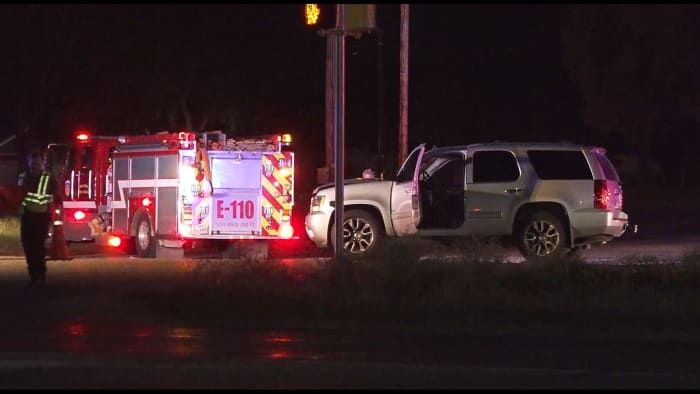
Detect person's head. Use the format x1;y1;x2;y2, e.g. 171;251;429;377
27;150;45;173
362;168;376;179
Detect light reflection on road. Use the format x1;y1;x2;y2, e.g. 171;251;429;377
40;321;327;361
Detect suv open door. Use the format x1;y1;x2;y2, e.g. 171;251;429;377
391;144;425;236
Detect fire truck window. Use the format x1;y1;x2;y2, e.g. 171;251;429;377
81;146;93;168
68;147;76;170
47;145;69;176
131;157;155;179
158;155;178;178
114;158;128;181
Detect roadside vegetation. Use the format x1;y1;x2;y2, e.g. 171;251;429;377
156;240;700;337
4;214;700;338
0;216;20;254
5;235;697;339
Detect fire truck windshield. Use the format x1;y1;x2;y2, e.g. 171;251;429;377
47;143;93;174
78;146;93;168
46;144;70;174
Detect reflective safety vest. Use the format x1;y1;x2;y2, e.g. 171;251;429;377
22;172;52;213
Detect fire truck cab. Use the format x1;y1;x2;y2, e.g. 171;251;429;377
46;131;171;245
48;130;295;259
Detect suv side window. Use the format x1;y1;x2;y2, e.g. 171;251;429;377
472;150;520;183
527;150;592;180
424;155;464;188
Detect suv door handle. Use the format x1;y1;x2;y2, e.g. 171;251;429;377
505;188;523;193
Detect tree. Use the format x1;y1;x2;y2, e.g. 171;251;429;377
561;5;700;169
3;6;83;145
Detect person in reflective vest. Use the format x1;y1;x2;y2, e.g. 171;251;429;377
18;150;63;287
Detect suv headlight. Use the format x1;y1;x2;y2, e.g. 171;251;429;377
310;195;325;212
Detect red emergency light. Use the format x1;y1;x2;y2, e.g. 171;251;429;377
178;131;196;149
73;210;86;221
141;197;152;207
76;131;90;142
178;131;196;141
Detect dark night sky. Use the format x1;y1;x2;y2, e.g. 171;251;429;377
0;4;583;173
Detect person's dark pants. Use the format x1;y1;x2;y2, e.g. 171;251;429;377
20;211;50;283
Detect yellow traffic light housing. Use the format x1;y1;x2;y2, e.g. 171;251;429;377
305;4;320;25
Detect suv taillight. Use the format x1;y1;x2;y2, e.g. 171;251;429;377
594;180;609;209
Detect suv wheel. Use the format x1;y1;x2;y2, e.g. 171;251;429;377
517;211;567;262
330;209;383;260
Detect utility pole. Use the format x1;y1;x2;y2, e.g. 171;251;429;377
333;4;346;263
325;32;335;178
399;4;409;165
309;4;374;261
376;25;384;165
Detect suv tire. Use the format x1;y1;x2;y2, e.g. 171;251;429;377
330;209;383;260
517;211;568;262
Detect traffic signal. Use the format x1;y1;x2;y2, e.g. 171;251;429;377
305;4;320;25
304;4;334;29
303;4;375;33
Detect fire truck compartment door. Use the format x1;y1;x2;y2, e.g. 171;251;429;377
211;154;262;189
210;155;262;234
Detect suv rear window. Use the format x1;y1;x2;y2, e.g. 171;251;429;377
591;151;620;181
527;150;592;180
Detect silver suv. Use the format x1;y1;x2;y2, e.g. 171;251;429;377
304;142;629;262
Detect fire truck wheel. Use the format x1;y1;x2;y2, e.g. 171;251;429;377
134;213;156;258
330;209;384;260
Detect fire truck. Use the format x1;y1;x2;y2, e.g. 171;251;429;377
47;131;174;245
47;130;295;259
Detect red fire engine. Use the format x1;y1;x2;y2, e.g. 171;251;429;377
47;130;295;259
46;131;173;246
